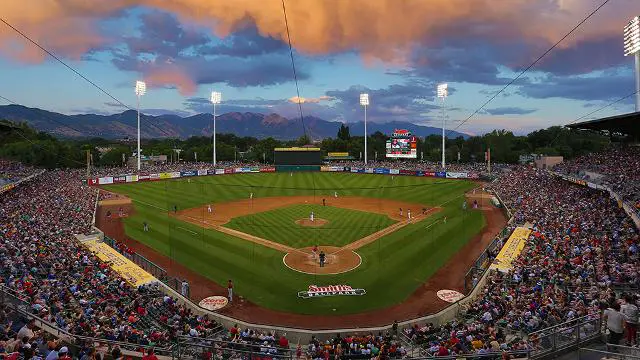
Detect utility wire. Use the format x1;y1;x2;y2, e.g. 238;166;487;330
0;17;175;139
281;0;308;141
449;0;612;135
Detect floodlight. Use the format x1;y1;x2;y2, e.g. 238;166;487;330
135;80;146;97
359;93;369;106
211;91;222;104
437;83;448;98
624;16;640;56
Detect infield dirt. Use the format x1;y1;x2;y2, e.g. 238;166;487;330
96;189;504;329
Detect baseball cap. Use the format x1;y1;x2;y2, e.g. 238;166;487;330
59;346;68;353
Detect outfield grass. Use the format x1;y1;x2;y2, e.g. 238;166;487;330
106;172;486;315
225;204;397;248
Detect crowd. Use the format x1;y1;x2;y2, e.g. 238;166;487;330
0;160;39;186
0;168;225;358
404;167;639;355
323;160;503;174
305;333;408;360
554;146;640;211
89;161;264;178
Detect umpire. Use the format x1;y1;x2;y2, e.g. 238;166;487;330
319;251;326;267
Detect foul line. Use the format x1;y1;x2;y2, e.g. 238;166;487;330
177;226;198;235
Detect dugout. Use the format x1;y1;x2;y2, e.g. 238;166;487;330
274;147;322;166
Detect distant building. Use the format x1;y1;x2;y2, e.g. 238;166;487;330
518;154;535;164
534;155;563;170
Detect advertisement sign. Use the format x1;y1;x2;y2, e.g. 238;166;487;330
138;175;150;181
365;168;374;174
446;172;468;179
321;166;331;172
416;171;425;177
468;172;479;179
170;172;181;178
343;167;351;172
350;168;359;173
159;172;172;179
98;177;114;185
125;175;138;183
181;170;197;177
0;183;16;194
88;178;98;185
113;176;126;183
490;227;532;272
389;169;400;175
259;167;276;173
224;168;235;174
215;169;225;175
425;171;435;177
399;169;413;175
374;168;387;174
386;129;418;159
83;239;156;287
437;289;465;303
149;173;160;180
198;296;229;311
298;285;366;299
197;169;208;176
435;171;446;178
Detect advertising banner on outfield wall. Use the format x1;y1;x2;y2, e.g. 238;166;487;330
416;171;425;176
150;173;160;180
321;166;331;172
139;175;150;181
389;169;400;175
446;172;468;179
435;171;446;178
113;176;126;183
224;168;235;174
374;168;387;174
170;172;180;178
425;171;435;177
181;170;197;177
197;169;208;176
259;167;276;173
125;175;138;183
88;178;98;185
98;177;114;185
215;169;224;175
159;172;172;179
468;172;479;179
343;166;351;172
399;169;413;175
365;168;374;174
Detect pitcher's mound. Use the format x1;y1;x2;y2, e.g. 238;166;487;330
295;218;328;227
283;246;361;275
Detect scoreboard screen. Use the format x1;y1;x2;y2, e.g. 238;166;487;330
386;129;417;158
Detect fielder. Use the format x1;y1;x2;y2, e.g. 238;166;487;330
250;192;253;199
334;191;338;198
310;211;315;222
407;209;411;220
207;204;212;213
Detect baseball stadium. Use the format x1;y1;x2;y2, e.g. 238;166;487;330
1;1;640;360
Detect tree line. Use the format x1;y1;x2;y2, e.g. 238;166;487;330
0;120;611;169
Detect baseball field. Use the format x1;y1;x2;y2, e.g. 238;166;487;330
101;172;489;318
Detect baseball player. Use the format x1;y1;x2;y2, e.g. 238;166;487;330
310;211;315;222
143;221;149;232
399;207;403;216
207;204;212;213
227;280;234;302
312;245;319;259
407;209;411;220
250;192;253;199
322;198;326;206
319;251;326;268
334;191;338;198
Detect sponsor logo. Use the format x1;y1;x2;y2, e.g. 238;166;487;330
198;296;229;311
436;289;465;303
298;284;366;299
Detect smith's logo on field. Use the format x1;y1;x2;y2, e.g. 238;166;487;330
298;285;366;299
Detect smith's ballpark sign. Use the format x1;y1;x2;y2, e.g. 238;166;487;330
298;285;366;299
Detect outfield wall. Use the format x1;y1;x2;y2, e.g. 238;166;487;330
87;166;480;185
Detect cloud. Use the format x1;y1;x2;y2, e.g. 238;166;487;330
288;96;334;104
484;107;537;115
517;70;635;101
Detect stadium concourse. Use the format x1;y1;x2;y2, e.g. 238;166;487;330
0;160;639;359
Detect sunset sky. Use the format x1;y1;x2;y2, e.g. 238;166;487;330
0;0;639;135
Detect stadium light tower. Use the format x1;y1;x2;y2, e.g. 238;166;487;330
624;16;640;111
359;93;369;165
210;91;222;167
135;80;146;171
436;83;448;169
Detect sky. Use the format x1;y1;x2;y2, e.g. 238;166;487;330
0;0;639;135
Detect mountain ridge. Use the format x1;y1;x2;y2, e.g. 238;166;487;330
0;104;469;140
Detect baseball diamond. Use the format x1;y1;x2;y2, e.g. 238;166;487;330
96;171;504;327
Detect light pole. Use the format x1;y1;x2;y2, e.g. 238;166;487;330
210;91;222;166
359;93;369;165
624;16;640;111
436;83;448;169
135;80;146;171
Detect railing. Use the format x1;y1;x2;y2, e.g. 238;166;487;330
176;336;294;360
579;346;640;360
463;226;509;294
528;313;602;359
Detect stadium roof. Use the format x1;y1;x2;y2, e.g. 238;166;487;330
566;111;640;137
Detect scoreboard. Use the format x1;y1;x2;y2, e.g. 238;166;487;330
386;129;417;159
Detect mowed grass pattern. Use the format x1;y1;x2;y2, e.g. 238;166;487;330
225;204;396;248
106;172;486;315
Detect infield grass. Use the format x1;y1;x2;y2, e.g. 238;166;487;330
106;172;487;315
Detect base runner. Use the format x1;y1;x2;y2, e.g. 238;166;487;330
312;245;319;259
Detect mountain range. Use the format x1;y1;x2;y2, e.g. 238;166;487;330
0;104;469;140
